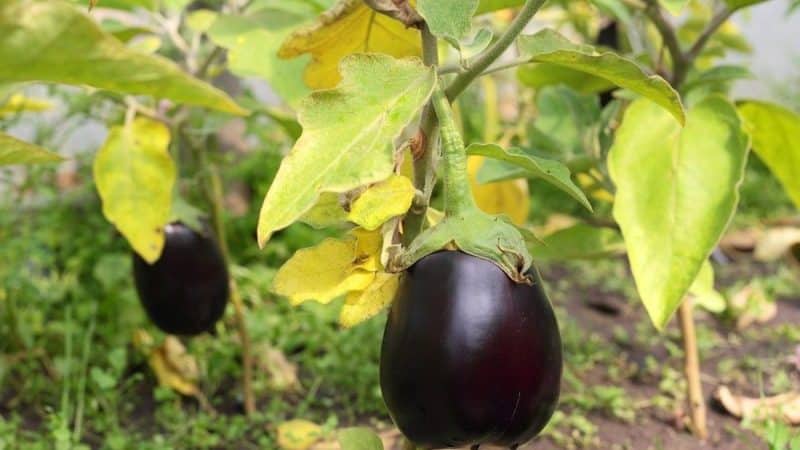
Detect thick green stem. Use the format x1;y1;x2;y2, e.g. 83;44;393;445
445;0;546;101
431;87;476;217
403;24;439;245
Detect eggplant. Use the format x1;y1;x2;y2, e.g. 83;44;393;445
132;222;229;336
380;251;562;449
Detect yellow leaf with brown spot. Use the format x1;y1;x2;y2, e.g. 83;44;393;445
351;228;384;272
340;272;400;328
279;0;421;89
272;237;376;305
348;175;415;231
467;156;530;225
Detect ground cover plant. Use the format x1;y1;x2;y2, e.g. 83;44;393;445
1;0;800;448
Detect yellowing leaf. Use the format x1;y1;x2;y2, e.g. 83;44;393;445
257;54;435;245
278;0;421;89
348;175;415;230
93;117;175;263
468;156;530;225
277;420;323;450
300;192;348;229
352;228;383;272
0;0;245;115
340;272;399;328
148;336;199;396
0;93;52;117
0;132;62;166
738;101;800;209
609;97;749;329
272;237;375;305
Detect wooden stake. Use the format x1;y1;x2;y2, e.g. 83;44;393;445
678;299;707;439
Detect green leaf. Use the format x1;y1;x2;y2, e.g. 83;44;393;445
257;55;436;245
0;133;63;166
681;65;753;96
518;29;685;124
337;427;384;450
207;9;311;107
93;117;176;263
660;0;688;15
460;28;493;61
466;143;592;211
608;97;749;329
689;260;726;313
528;223;624;260
475;0;524;14
738;101;800;209
533;86;601;158
518;64;615;94
418;0;479;42
0;0;245;115
186;9;218;33
590;0;633;25
724;0;769;11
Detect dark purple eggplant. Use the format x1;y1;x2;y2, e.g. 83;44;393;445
133;222;229;336
380;251;562;449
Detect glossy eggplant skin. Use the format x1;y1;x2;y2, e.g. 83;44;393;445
380;251;562;449
132;223;229;336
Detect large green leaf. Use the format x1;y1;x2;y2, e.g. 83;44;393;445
466;142;592;211
0;0;245;115
207;9;311;107
257;54;436;245
738;101;800;209
0;133;63;166
418;0;479;42
608;97;749;329
528;223;625;261
518;29;685;124
93;117;176;263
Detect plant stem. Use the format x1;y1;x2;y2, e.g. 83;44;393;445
684;7;734;70
643;0;687;85
445;0;546;101
403;24;440;245
431;87;476;217
191;132;256;416
678;299;707;439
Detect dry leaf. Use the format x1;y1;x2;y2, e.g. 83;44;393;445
256;344;300;392
716;385;800;424
754;227;800;262
729;282;776;330
149;336;200;396
719;228;761;255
